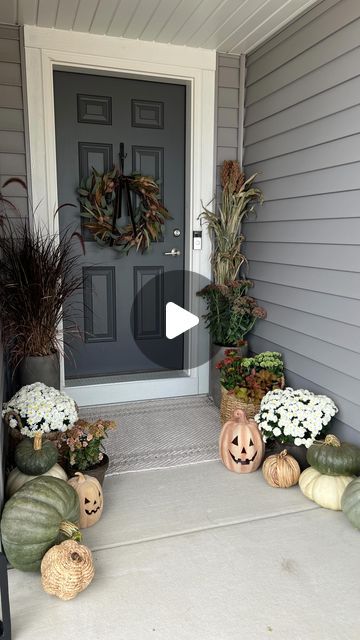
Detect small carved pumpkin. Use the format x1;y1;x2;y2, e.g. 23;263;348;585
219;409;264;473
262;449;300;488
68;473;103;528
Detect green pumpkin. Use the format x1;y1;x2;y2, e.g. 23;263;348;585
15;433;58;475
306;434;360;476
342;477;360;530
1;476;80;572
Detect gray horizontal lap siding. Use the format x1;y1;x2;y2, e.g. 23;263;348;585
215;54;243;198
0;24;27;506
0;24;27;220
243;0;360;443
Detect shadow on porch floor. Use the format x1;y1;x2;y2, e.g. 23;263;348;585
7;460;359;640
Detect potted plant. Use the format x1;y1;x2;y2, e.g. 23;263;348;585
0;210;82;389
218;351;285;425
197;279;267;402
57;418;116;486
3;381;78;461
198;280;267;407
255;387;338;470
197;161;264;405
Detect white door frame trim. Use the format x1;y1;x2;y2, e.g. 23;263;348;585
23;26;216;406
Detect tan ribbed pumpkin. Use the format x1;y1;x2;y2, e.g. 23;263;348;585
262;449;300;488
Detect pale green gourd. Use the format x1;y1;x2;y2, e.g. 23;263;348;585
299;467;353;511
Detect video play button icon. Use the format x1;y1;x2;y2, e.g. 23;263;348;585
131;268;211;370
166;302;199;340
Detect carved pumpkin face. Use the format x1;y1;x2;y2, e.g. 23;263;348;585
68;472;103;528
219;409;264;473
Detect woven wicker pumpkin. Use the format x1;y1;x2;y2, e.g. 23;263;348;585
262;449;300;488
41;540;94;600
220;386;259;426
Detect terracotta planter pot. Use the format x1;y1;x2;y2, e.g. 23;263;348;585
66;454;109;487
264;441;309;471
18;353;60;389
209;341;248;408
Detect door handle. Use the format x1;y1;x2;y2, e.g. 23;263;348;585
164;248;181;256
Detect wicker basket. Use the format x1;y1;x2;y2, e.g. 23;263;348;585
220;386;260;425
220;377;286;426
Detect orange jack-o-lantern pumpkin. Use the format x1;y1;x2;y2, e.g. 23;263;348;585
68;472;103;528
219;409;264;473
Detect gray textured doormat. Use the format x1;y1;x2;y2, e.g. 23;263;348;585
80;395;221;474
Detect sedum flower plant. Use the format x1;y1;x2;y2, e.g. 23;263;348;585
197;279;266;346
58;419;116;471
2;382;78;436
255;387;338;448
241;352;284;378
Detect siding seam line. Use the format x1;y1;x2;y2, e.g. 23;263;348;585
252;319;360;356
244;130;360;166
254;186;360;203
253;298;360;330
249;275;360;302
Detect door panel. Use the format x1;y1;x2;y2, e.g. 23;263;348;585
83;267;117;343
54;71;186;378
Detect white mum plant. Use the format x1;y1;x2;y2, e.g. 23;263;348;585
2;382;78;437
255;387;338;448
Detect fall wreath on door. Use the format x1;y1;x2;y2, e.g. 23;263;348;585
78;167;171;254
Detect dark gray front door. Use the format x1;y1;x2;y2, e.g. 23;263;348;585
53;71;186;378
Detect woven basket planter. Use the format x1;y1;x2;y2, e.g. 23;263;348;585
220;386;260;426
220;377;285;426
4;408;79;446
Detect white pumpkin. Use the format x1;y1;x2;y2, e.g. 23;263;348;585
6;463;68;498
299;467;353;510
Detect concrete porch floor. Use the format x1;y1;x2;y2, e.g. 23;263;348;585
7;461;360;640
